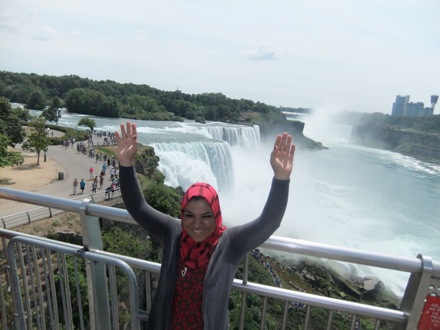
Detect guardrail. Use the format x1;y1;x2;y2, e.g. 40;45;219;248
0;189;121;229
1;187;439;329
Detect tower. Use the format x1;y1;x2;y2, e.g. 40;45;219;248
431;95;438;113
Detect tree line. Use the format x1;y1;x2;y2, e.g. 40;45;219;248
0;70;298;168
332;110;440;133
0;70;292;125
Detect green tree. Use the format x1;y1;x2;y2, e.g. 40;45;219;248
0;133;23;167
41;107;61;125
51;96;62;108
0;70;291;124
41;97;62;125
78;117;96;132
65;88;119;117
0;96;25;147
26;90;46;110
144;182;182;217
21;117;50;165
12;106;31;122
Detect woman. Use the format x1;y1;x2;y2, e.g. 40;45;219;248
72;178;79;195
116;122;295;330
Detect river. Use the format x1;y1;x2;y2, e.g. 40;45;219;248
34;109;440;296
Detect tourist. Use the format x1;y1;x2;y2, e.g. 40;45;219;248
92;176;98;193
110;167;116;181
72;178;78;195
99;173;104;189
79;179;86;194
115;121;295;329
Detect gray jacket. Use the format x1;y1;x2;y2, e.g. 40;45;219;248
120;166;290;329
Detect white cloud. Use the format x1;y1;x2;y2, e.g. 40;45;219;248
245;44;283;61
31;26;57;40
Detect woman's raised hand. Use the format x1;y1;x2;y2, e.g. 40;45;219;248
270;132;295;180
115;121;138;167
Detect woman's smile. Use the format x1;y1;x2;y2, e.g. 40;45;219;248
181;199;216;242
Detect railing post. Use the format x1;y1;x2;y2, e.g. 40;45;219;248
79;198;112;330
239;254;250;330
398;254;433;330
5;238;27;330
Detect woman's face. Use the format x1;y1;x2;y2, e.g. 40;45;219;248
181;198;216;242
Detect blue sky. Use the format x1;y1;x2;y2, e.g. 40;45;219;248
1;0;439;114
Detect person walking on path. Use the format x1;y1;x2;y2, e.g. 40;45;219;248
72;178;79;195
110;167;116;181
79;179;86;194
99;173;104;189
89;166;94;180
91;176;98;193
115;121;295;329
92;180;97;193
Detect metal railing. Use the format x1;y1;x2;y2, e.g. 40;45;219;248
0;189;121;229
1;187;439;329
4;235;139;330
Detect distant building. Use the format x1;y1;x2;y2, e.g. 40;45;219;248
391;95;409;116
391;95;438;117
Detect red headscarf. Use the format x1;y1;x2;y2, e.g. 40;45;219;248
180;182;226;269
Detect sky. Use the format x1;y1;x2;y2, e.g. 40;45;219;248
1;0;439;114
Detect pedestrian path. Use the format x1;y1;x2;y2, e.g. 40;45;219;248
0;131;119;216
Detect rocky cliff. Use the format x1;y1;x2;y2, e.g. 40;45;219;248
260;120;327;150
351;125;440;165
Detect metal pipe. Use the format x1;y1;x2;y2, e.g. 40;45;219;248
232;280;406;323
2;187;438;274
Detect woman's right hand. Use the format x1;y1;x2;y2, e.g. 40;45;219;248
115;121;138;167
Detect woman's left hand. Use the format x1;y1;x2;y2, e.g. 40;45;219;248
270;132;295;180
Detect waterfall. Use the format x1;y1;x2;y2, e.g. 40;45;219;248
204;125;260;148
151;141;234;193
149;124;260;193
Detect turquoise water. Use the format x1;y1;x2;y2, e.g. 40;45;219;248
36;109;440;295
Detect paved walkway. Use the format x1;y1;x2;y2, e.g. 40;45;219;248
0;130;118;216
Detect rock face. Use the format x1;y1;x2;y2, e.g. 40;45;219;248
260;120;327;150
351;124;440;165
362;276;386;301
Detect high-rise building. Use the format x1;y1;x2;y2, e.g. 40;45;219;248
391;95;437;117
391;95;409;116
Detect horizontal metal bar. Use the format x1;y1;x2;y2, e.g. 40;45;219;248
262;236;429;273
94;250;161;273
1;187;439;275
232;280;406;323
0;187;134;224
8;236;133;271
0;228;161;273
